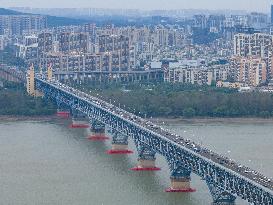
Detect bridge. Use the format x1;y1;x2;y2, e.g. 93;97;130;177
16;62;271;205
31;75;273;205
0;64;26;83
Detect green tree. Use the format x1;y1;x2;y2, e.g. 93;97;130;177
183;108;196;118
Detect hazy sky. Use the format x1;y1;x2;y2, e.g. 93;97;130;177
1;0;271;13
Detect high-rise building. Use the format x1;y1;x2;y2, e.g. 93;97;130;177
230;56;267;86
38;32;53;67
233;33;273;79
57;32;89;54
0;15;47;36
271;5;273;24
248;12;268;29
239;57;267;86
98;34;130;71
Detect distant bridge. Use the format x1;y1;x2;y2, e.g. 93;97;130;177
0;64;26;83
34;76;273;205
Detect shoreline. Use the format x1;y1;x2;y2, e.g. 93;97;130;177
1;115;273;124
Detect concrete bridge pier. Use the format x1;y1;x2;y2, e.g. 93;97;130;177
56;109;70;118
56;101;70;118
87;119;109;141
131;145;160;171
166;166;196;192
206;179;236;205
69;109;89;128
107;131;133;154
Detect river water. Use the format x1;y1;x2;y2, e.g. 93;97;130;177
0;118;272;205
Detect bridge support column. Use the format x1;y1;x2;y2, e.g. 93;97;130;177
107;131;133;154
131;145;160;171
87;119;109;141
56;101;70;118
166;166;196;192
69;109;89;128
56;109;70;118
206;179;236;205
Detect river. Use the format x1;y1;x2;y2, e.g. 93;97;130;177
0;118;272;205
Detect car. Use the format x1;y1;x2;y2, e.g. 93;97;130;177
219;160;225;165
194;147;201;152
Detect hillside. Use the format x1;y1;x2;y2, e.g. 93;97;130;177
0;8;89;27
0;8;23;15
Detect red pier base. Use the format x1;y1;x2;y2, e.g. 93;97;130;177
130;167;161;171
69;124;90;128
165;188;196;193
106;150;133;154
56;111;70;118
87;135;110;141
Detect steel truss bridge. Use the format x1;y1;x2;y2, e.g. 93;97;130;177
35;77;273;205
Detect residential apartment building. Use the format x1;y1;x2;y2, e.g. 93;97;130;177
97;34;130;71
233;33;273;79
57;32;89;54
0;15;47;36
164;64;228;86
15;35;38;64
43;51;127;73
239;57;267;86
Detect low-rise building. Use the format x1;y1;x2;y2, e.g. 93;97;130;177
216;81;245;89
164;62;228;86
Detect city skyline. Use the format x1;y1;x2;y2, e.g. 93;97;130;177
0;0;271;13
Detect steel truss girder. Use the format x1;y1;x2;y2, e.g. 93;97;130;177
90;119;105;130
169;162;191;180
135;143;156;161
112;130;128;145
206;178;236;204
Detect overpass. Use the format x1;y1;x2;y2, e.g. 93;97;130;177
31;74;273;205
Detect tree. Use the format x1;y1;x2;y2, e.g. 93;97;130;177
183;108;196;118
259;111;270;118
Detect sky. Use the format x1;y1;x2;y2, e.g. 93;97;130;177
0;0;271;13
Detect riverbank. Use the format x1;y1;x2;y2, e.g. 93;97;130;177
0;81;57;116
151;117;273;124
1;114;273;124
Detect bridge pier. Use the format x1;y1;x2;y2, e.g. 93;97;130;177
87;119;109;141
131;145;160;171
56;101;70;118
56;109;70;118
206;179;236;205
166;166;196;192
107;131;133;154
69;109;89;128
